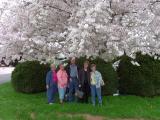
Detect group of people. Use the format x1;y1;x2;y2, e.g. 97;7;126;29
46;57;104;106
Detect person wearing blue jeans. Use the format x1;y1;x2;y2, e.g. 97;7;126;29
46;64;58;104
47;83;57;104
90;85;102;106
69;77;79;101
66;57;79;102
90;64;104;106
58;87;66;102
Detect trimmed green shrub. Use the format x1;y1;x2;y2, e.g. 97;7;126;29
117;55;134;95
11;61;50;93
65;56;118;95
117;52;160;97
136;52;160;96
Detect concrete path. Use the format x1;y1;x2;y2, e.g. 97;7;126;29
0;74;11;84
0;67;14;84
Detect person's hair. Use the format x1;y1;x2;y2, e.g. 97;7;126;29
59;63;64;67
91;64;96;68
50;64;55;68
70;57;76;63
70;57;76;60
84;60;89;65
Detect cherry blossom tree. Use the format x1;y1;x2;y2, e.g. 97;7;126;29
0;0;160;61
65;0;160;60
0;0;77;61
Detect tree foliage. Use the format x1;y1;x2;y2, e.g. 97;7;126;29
0;0;160;60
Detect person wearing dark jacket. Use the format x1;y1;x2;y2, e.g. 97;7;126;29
66;57;80;102
79;61;90;103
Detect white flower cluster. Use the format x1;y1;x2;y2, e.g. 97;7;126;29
0;0;160;61
130;61;140;66
112;60;121;70
66;0;160;59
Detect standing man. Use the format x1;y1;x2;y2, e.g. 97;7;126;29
46;64;58;104
79;61;90;103
66;57;79;102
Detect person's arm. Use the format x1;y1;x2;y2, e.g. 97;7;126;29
65;65;70;81
77;65;80;79
90;72;92;82
99;72;103;81
46;72;50;89
88;71;91;85
78;69;82;87
65;71;68;84
98;71;105;86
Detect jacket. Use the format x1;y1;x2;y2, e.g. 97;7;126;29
79;68;90;86
46;70;57;88
66;64;80;81
57;69;68;88
90;70;103;88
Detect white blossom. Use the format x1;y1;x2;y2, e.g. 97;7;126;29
131;61;140;66
65;0;160;59
0;0;160;61
112;60;121;70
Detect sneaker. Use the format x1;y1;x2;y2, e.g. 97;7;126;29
49;103;53;105
60;100;63;104
99;103;102;106
92;104;96;106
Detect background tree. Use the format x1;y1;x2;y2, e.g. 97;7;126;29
65;0;160;60
0;0;77;61
0;0;160;61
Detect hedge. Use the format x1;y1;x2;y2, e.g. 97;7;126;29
11;53;160;97
11;61;50;93
65;56;118;95
11;57;118;95
117;52;160;97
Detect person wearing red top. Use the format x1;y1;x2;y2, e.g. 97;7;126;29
46;64;58;104
57;64;68;104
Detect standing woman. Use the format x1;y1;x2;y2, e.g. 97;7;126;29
57;64;68;104
46;64;58;104
90;64;103;106
79;61;90;103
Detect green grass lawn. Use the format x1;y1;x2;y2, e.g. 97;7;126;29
0;83;160;120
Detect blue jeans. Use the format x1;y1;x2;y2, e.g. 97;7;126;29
47;84;57;103
90;85;102;105
58;87;66;100
68;77;79;102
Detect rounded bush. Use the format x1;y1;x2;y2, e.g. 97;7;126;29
117;55;131;94
117;52;160;97
11;61;50;93
136;52;160;96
